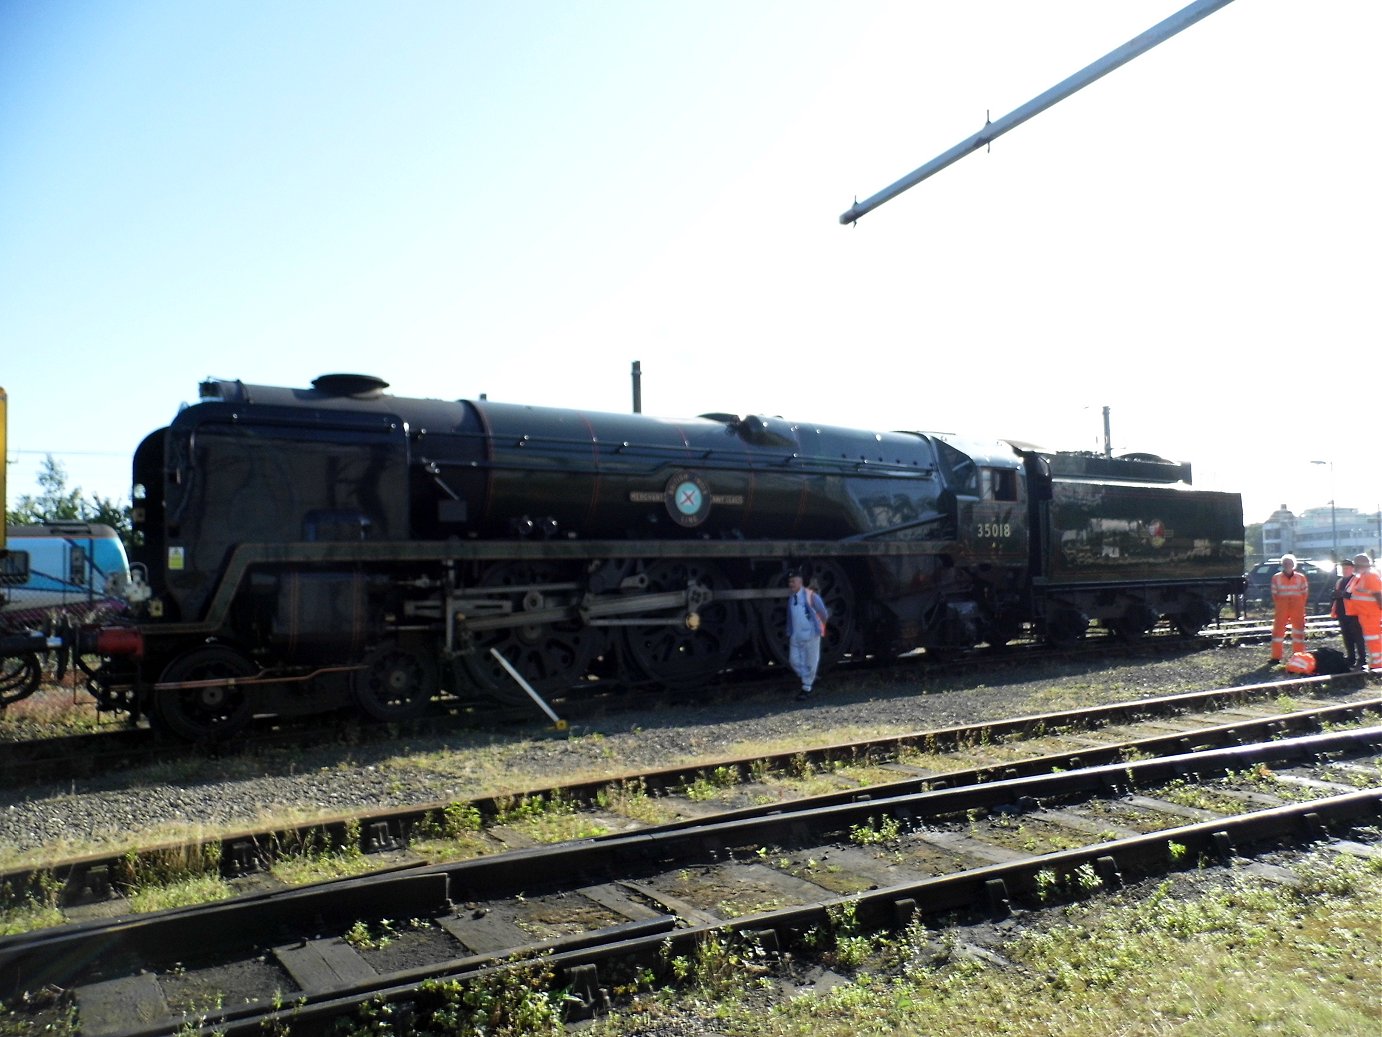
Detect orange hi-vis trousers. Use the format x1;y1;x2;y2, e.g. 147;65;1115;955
1346;570;1382;670
1354;605;1382;670
1272;602;1307;660
1271;571;1310;661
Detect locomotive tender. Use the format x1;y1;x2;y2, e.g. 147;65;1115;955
81;375;1243;738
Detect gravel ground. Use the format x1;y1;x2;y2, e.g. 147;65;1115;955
0;641;1331;865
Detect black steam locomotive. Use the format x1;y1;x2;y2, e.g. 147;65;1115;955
81;375;1244;738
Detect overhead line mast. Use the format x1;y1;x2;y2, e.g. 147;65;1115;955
839;0;1235;225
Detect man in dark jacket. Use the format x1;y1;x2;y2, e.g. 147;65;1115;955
1332;559;1365;668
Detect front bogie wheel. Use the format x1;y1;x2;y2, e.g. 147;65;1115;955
353;641;438;722
154;645;256;740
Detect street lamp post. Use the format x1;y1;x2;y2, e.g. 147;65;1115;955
1310;460;1339;563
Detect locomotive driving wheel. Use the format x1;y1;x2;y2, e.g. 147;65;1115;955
460;562;603;704
353;641;437;722
755;560;859;670
154;645;255;740
620;560;746;689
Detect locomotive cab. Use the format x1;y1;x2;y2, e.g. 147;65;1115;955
929;436;1031;647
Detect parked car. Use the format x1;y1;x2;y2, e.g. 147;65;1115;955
1242;559;1336;609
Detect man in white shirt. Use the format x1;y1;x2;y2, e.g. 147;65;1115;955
785;569;830;701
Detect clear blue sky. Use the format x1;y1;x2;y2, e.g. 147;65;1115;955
2;0;1377;524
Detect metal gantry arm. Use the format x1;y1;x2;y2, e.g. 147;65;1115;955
839;0;1236;225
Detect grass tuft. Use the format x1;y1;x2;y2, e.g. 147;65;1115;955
587;850;1382;1037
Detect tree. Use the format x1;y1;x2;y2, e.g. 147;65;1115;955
1243;522;1264;572
6;455;133;546
9;456;82;523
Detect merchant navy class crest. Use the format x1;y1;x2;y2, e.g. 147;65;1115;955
665;471;711;528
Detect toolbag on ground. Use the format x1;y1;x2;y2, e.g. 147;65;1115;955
1311;646;1351;675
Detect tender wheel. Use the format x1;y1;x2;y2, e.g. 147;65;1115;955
0;653;41;708
154;646;255;740
981;611;1023;649
460;563;604;703
621;560;746;688
353;641;437;722
1105;621;1138;643
1173;597;1220;637
1045;608;1088;649
1111;603;1159;643
755;561;859;670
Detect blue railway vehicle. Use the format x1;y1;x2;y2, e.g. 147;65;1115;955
0;524;131;630
0;524;130;708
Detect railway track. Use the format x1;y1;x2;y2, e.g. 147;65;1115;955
3;667;1376;907
1;661;1374;887
0;617;1354;786
1;721;1377;1036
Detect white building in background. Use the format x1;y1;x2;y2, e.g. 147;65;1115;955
1260;504;1382;564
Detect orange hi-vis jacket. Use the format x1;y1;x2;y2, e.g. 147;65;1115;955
1346;569;1382;669
1271;571;1310;604
1270;570;1310;660
1344;569;1382;614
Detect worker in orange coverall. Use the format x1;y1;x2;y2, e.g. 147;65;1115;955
1269;553;1310;665
1344;553;1382;671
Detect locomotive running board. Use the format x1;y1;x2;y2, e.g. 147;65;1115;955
149;537;961;638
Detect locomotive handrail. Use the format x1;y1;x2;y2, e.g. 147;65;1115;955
429;452;937;479
420;426;939;476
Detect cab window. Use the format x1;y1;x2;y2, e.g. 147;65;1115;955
981;468;1019;502
0;550;29;585
69;545;88;585
935;441;978;496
